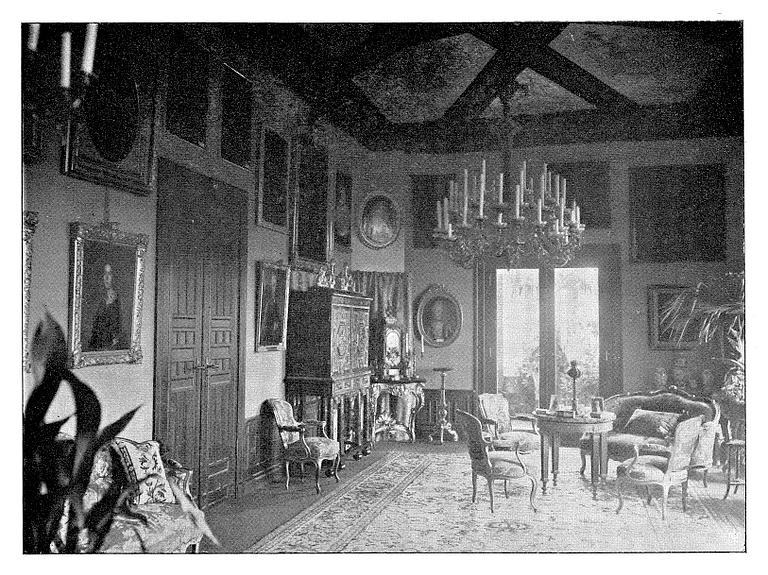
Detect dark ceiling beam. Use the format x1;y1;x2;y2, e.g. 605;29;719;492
443;23;568;120
527;47;639;112
371;102;742;154
332;23;468;78
243;24;388;146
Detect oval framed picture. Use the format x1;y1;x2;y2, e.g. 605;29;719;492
358;193;400;249
416;285;462;348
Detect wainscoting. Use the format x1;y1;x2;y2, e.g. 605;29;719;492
414;389;477;440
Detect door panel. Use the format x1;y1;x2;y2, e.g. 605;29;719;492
155;159;242;508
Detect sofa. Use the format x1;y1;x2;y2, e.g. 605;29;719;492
580;388;720;484
56;437;204;553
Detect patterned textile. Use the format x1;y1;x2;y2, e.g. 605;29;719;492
607;391;716;431
83;445;115;513
666;415;704;472
286;436;339;459
625;409;681;439
494;431;539;453
248;450;744;553
113;439;176;505
100;503;202;553
487;451;527;478
617;455;670;482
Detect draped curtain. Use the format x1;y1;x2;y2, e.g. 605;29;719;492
351;270;414;365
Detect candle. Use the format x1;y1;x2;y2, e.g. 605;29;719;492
81;23;98;75
27;24;40;52
447;222;453;238
520;166;525;191
436;200;443;231
514;184;520;218
539;173;546;203
479;160;486;217
537;198;543;224
498;172;504;204
421;334;424;355
576;205;581;226
547;171;552;196
561;178;566;209
554;174;560;204
60;32;72;89
560;201;565;227
462;176;468;226
571;199;577;224
443;197;450;230
522;160;527;188
497;212;503;225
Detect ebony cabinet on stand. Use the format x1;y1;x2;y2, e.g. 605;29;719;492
285;287;374;459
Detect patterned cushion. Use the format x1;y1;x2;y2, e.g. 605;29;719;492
493;431;540;453
624;409;681;439
602;433;671;462
83;445;115;513
617;455;670;482
286;436;339;459
100;503;202;553
488;451;527;479
113;439;176;505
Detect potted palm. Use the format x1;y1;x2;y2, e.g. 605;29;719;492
661;271;745;419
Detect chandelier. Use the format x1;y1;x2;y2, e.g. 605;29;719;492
433;159;585;268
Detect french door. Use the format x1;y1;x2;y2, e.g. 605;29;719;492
478;244;622;409
154;159;244;508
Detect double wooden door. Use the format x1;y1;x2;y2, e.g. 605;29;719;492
155;159;244;508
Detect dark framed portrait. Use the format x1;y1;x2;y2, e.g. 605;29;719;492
293;137;328;263
258;127;290;231
69;222;147;368
416;285;462;348
648;285;700;350
333;171;352;251
62;28;158;196
358;192;400;249
255;262;291;350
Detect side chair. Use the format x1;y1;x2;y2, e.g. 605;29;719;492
456;409;538;514
266;398;341;494
616;415;703;520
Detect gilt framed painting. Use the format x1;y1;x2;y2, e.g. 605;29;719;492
255;262;290;351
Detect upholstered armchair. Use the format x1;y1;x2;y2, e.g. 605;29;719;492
266;399;341;494
616;415;703;520
477;393;540;454
455;409;538;514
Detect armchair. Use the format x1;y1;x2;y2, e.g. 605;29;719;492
266;399;341;494
455;409;537;514
477;393;539;454
616;415;703;520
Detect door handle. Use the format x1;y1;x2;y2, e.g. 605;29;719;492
194;361;218;370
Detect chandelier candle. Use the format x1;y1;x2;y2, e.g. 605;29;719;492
81;23;98;75
60;32;72;89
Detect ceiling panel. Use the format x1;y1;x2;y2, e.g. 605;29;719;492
549;23;727;106
353;33;496;123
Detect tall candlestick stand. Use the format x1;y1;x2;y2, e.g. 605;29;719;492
430;367;458;443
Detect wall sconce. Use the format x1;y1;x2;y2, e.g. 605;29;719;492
23;23;98;161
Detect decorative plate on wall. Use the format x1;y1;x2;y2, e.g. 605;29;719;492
358;193;400;249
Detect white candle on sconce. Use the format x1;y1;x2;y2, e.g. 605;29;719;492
539;174;546;203
27;24;40;52
519;165;525;191
447;222;453;238
421;334;424;355
561;178;567;209
479;160;486;217
576;205;581;226
522;160;527;188
436;200;443;231
554;174;560;204
81;23;98;75
60;32;72;89
560;202;565;227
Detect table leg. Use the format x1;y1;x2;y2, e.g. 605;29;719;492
551;432;561;487
599;432;609;483
590;432;600;500
540;431;551;494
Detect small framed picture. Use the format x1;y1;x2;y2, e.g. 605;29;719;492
591;397;605;416
648;285;700;350
255;262;291;351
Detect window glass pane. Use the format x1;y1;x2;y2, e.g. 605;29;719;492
496;269;540;414
554;268;599;408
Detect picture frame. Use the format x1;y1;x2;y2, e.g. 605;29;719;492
648;285;700;350
62;34;158;196
23;211;39;371
333;171;353;251
293;136;329;264
69;222;147;368
258;127;291;231
255;262;291;351
358;192;400;250
416;285;462;348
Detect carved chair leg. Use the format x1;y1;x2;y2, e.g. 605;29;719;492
682;480;688;512
333;454;340;483
702;468;709;488
580;449;587;476
504;480;509;498
300;462;305;483
661;484;670;520
487;478;495;513
314;460;322;494
471;471;477;503
284;460;291;491
616;477;625;514
528;474;538;512
646;486;652;505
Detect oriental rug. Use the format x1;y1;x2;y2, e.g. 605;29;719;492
248;449;745;553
